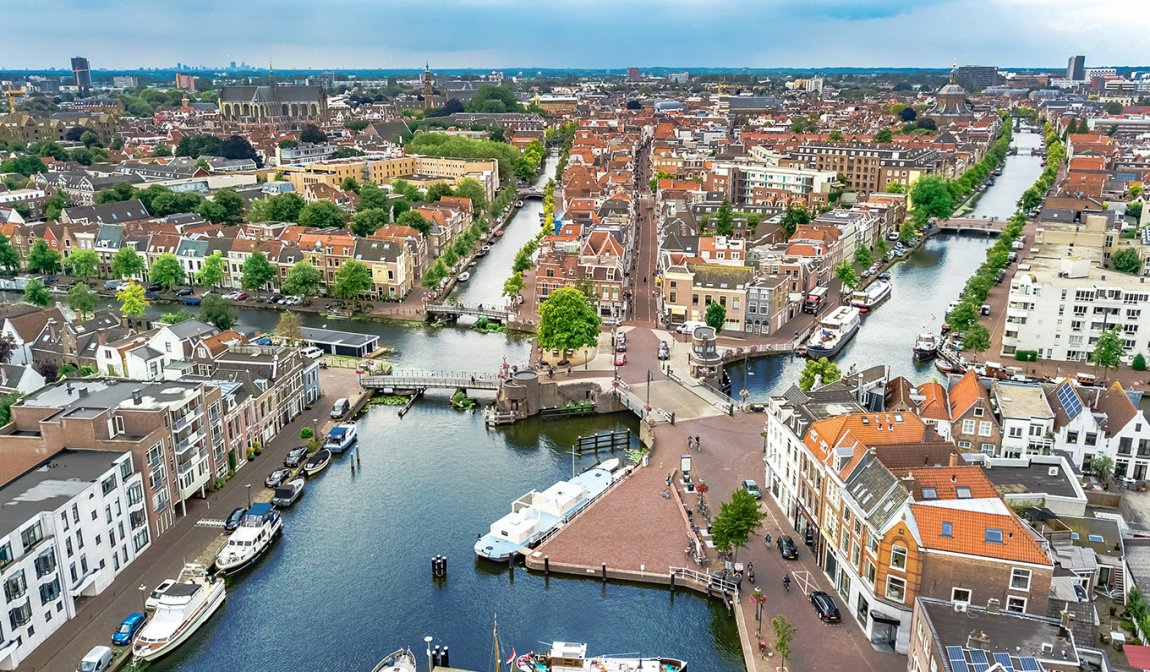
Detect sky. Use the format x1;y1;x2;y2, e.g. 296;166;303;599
1;0;1142;71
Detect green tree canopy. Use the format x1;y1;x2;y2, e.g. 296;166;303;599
67;283;97;320
22;280;52;307
947;301;979;333
332;259;373;300
452;178;487;211
282;261;324;297
298;200;346;229
64;248;100;280
714;199;734;237
464;85;523;114
705;302;726;332
0;234;19;272
95;182;138;204
425;183;454;203
780;204;811;238
910;175;956;221
799;357;842;392
196;251;226;287
205;189;245;224
0;155;47;177
834;260;858;290
148;252;185;290
116;281;148;320
711;489;767;558
175;134;222;158
537;286;602;352
300;124;327;144
350;208;390;237
397;210;430;236
502;272;524;297
874;129;893;143
1112;247;1143;275
241;252;277;293
27;239;61;274
406;132;522;182
249;193;306;223
111;246;145;278
854;244;873;268
357;182;390;211
1091;327;1126;374
963;323;991;359
200;293;235;330
771;615;797;666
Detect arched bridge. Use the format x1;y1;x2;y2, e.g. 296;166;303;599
425;303;511;322
517;187;545;199
360;370;502;391
931;217;1008;235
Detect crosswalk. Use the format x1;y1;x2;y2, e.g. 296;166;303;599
196;519;227;528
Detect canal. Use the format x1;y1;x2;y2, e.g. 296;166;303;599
144;151;744;671
728;128;1045;401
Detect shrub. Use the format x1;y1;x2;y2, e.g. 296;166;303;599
1015;350;1038;362
300;427;315;439
246;447;255;460
1134;353;1147;372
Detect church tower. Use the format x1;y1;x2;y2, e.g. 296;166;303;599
422;62;434;111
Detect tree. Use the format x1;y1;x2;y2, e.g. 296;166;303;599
282;261;324;297
340;176;360;193
200;293;235;330
196;252;226;288
299;124;327;144
116;281;148;320
1112;247;1143;275
834;261;858;291
64;248;100;280
1104;101;1124;115
1134;353;1147;372
95;182;137;204
0;392;20;426
780;204;811;238
1091;327;1126;377
899;220;919;244
207;189;245;225
537;286;601;351
0;235;18;273
159;309;193;325
705;302;726;332
1090;455;1115;488
899;106;917;122
425;183;454;203
947;301;979;333
275;310;303;345
1018;187;1043;212
828;130;845;143
332;259;373;301
148;252;185;290
350;208;389;237
0;334;17;364
463;85;522;114
67;283;97;320
344;120;370;133
26;240;61;274
963;324;991;360
874;129;893;143
799;357;842;392
916;118;938;132
152;144;172;157
298;201;345;229
241;252;277;294
771;615;797;670
396;210;430;235
249;193;305;223
22;280;52;307
175;134;222;157
854;245;873;268
219;135;260;165
1128;202;1143;221
111;246;145;279
910;175;956;221
714;199;734;237
873;237;888;259
452;178;487;211
357;182;390;211
0;155;47;177
502;272;524;297
710;489;766;559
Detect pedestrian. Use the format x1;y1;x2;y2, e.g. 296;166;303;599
758;638;767;659
695;435;701;451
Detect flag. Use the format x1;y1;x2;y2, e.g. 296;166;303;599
506;649;516;666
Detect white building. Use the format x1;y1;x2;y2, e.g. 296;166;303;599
992;381;1055;458
0;451;149;670
1048;380;1150;480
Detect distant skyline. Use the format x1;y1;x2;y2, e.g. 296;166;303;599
1;0;1140;71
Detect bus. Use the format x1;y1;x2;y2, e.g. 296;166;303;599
802;286;829;314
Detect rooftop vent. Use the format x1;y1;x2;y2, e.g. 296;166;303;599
131;389;142;405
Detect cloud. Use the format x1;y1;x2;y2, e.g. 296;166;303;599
0;0;1141;70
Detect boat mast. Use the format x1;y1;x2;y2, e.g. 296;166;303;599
493;613;501;672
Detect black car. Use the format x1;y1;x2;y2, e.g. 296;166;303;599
176;287;195;297
266;294;283;304
778;535;799;560
224;507;247;531
810;591;841;623
265;468;292;488
284;446;308;468
146;283;163;293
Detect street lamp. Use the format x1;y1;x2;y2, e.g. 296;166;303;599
245;484;252;509
424;636;434;672
138;584;148;612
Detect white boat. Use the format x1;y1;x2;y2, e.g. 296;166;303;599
323;423;357;454
475;467;616;561
517;642;686;672
272;478;305;507
302;448;332;477
132;564;226;662
214;503;282;575
849;279;892;312
913;332;940;361
805;306;862;359
371;647;417;672
475;245;490;257
458;271;471;283
515;200;524;208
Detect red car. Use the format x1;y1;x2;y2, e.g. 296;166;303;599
232;292;249;301
614;352;627;366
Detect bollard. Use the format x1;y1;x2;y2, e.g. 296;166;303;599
544;555;550;575
601;562;607;581
441;555;447;575
442;646;449;667
669;571;675;592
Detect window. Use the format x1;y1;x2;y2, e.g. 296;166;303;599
979;421;992;437
985;528;1004;544
8;601;32;629
962;419;975;434
19;522;42;551
34;551;55;578
886;576;907;603
890;545;908;570
974;407;985;417
1009;426;1023;439
1086;433;1098;446
867;534;879;554
39;577;61;605
956;487;972;499
1067;431;1079;444
957;440;972;449
981;444;996;454
1011;568;1031;591
1006;596;1027;613
101;474;117;495
4;571;27;601
864;559;876;585
941;522;953;537
952;587;972;604
133;528;150;552
0;542;10;569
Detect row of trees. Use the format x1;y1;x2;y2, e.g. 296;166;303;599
407;132;542;183
909;119;1013;228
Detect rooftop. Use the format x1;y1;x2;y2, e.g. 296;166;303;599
980;458;1081;500
0;450;122;540
918;597;1078;671
993;382;1055;420
21;379;201;415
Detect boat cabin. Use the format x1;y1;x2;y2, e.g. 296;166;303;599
544;642;589;672
488;509;542;545
513;481;588;517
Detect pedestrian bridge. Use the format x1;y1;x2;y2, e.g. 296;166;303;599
933;217;1008;235
360;370;502;391
425;303;510;322
518;187;545;199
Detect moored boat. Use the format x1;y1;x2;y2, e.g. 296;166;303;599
213;503;282;574
132;564;225;662
516;642;686;672
271;478;305;507
913;332;940;361
515;200;524;208
371;647;417;672
302;449;332;477
804;306;861;359
323;423;358;454
458;271;471;283
849;279;892;312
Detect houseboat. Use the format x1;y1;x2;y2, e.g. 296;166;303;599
848;279;891;312
132;564;226;662
213;503;282;575
516;641;686;672
323;423;358;454
805;306;862;359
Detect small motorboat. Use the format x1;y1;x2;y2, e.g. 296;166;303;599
371;648;417;672
515;200;524;208
457;272;471;283
475;245;489;257
494;230;504;238
323;423;357;454
913;332;940;361
302;449;332;477
271;478;305;507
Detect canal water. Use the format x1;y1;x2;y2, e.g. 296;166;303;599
145;152;744;671
728;128;1045;401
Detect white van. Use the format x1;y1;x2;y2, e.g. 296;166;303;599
77;646;113;672
331;398;349;418
676;321;707;335
300;346;323;360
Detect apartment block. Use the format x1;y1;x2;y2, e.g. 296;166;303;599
279;155;500;203
787;145;942;194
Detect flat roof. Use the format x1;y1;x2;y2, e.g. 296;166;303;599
994;383;1054;420
21;379;201;414
0;450;122;541
981;461;1080;499
919;598;1078;668
299;327;379;348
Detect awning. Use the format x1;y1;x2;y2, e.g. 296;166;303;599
871;611;902;626
69;569;101;597
669;307;686;316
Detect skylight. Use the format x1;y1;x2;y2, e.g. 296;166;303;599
985;528;1004;544
922;487;937;500
941;522;953;537
956;487;971;499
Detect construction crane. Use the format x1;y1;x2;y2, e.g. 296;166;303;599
3;86;26;114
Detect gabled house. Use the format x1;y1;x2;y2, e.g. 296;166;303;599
948;371;1001;454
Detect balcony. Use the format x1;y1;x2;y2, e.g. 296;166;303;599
175;430;205;455
171;409;201;433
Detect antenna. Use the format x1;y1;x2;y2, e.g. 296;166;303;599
268;60;273;87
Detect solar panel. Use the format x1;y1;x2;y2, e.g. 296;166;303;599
1018;657;1042;672
993;653;1014;672
947;646;966;662
969;650;989;665
952;660;970;672
971;664;989;672
1056;380;1083;420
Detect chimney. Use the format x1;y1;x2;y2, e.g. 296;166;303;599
949;452;958;467
1059;609;1076;634
986;598;1001;613
966;630;990;650
47;318;58;342
97;330;106;347
132;389;142;405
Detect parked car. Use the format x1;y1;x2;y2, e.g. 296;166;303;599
104;279;125;291
146;283;162;293
657;341;670;360
266;294;283;304
231;292;249;301
331;398;349;418
284;446;308;468
887;231;900;241
867;263;881;275
251;336;273;346
111;612;146;646
778;535;799;560
980;304;991;316
180;296;202;306
143;291;159;301
742;480;762;499
175;287;195;296
76;646;114;672
265;468;292;488
809;591;842;623
877;272;891;281
224;507;247;531
41;275;58;286
614;352;627;367
144;579;175;610
300;346;323;359
615;339;627;353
